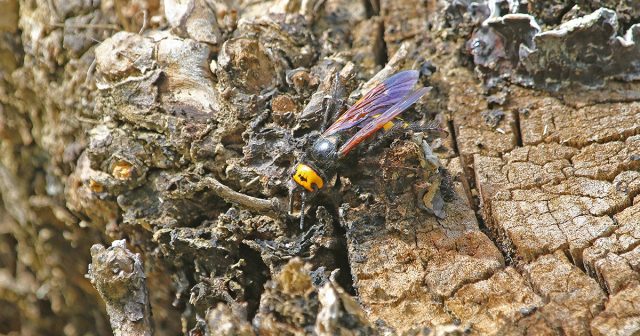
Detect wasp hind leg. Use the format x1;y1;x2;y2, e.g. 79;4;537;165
365;119;446;154
364;120;407;154
321;73;345;132
407;119;449;138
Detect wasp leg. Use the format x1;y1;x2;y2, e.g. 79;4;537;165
407;119;448;137
364;120;407;153
321;73;344;132
320;97;331;132
366;119;447;154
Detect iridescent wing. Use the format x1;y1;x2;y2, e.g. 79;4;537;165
323;70;420;136
337;87;430;158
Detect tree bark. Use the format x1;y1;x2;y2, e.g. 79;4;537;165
1;0;639;335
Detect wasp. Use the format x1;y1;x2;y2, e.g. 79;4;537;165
291;70;441;228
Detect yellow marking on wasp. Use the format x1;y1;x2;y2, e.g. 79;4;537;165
371;114;410;132
293;164;324;192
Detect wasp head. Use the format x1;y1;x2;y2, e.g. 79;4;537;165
292;163;324;192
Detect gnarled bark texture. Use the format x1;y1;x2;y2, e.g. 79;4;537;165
1;0;639;335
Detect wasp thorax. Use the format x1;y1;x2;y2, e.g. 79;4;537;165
309;137;339;162
293;163;324;192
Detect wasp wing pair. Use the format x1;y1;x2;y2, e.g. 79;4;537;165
324;70;430;157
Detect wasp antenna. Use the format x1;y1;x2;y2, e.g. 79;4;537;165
299;191;307;230
288;189;295;215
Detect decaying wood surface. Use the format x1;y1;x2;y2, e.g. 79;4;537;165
0;0;639;335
